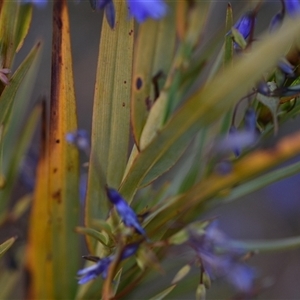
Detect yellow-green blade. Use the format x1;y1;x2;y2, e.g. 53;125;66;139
27;1;79;298
85;0;133;248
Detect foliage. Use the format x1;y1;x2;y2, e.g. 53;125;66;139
1;0;300;299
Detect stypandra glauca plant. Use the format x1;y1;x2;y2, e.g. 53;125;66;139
1;0;300;299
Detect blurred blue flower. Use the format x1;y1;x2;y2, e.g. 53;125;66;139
269;11;284;32
244;108;257;133
277;58;295;76
66;129;90;154
216;108;258;158
121;243;140;259
106;187;148;238
78;256;113;284
256;81;271;96
189;222;255;293
127;0;167;23
21;0;48;7
78;243;139;284
89;0;111;10
104;0;115;28
284;0;300;17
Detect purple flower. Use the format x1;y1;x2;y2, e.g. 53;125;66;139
284;0;300;17
189;222;255;293
127;0;167;23
106;187;148;238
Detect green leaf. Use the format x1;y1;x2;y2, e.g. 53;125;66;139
0;1;32;67
171;264;191;284
149;285;176;300
231;27;247;49
75;227;110;247
85;0;134;249
224;3;233;66
120;18;300;203
229;235;300;253
0;42;41;128
195;284;206;300
131;0;176;146
0;236;16;258
8;194;32;222
112;268;123;296
0;104;41;224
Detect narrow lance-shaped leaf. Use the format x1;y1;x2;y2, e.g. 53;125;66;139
0;237;16;258
119;18;300;202
27;1;79;298
0;1;32;68
131;0;176;147
0;104;42;224
85;0;133;247
0;42;41;128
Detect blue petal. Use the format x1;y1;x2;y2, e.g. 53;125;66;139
77;257;113;284
284;0;300;17
227;263;255;292
269;11;284;32
127;0;167;23
233;12;255;39
106;188;147;237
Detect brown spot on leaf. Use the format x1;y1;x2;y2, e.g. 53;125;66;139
145;97;152;111
52;189;61;203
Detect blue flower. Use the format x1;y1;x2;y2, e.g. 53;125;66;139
77;243;139;284
89;0;111;10
189;222;255;293
127;0;167;23
21;0;48;7
106;187;148;238
77;256;113;284
233;12;255;40
66;129;90;154
284;0;300;17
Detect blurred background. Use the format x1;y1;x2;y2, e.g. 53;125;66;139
8;0;300;298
